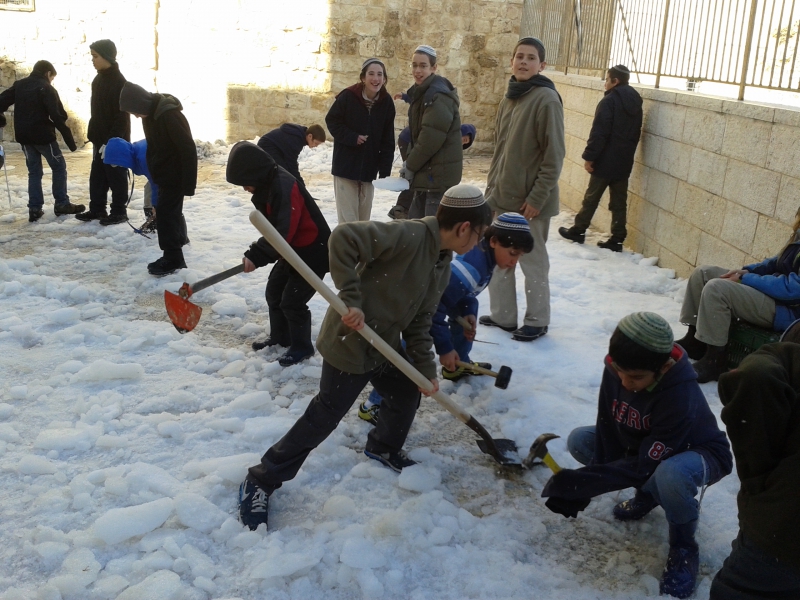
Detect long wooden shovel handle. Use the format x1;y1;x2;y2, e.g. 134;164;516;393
455;360;498;378
189;264;246;295
249;211;482;428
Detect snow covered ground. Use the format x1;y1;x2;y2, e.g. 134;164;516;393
0;143;739;600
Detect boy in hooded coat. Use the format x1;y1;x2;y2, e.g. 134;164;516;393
119;82;197;276
226;141;330;367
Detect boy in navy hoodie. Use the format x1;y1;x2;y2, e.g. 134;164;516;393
541;312;732;600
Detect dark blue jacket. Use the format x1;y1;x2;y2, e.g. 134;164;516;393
542;347;733;502
257;124;307;186
582;83;642;181
103;138;158;206
430;238;495;356
742;241;800;330
325;83;395;182
87;64;130;146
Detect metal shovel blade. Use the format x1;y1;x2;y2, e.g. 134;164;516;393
165;290;202;333
475;438;523;468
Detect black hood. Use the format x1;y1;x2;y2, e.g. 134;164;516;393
226;141;277;187
610;84;643;116
152;93;183;120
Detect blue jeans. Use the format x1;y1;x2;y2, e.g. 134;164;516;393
22;142;69;209
567;425;711;525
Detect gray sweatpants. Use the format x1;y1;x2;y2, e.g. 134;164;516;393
679;265;776;346
487;216;551;328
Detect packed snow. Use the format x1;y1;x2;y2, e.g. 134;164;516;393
0;142;740;599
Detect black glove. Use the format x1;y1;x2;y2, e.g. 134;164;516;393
544;496;591;519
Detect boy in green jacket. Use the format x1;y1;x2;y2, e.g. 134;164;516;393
238;184;493;531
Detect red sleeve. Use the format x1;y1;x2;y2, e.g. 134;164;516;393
285;183;304;245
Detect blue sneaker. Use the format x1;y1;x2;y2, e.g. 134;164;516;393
660;520;700;599
613;490;658;521
238;475;270;531
364;449;416;473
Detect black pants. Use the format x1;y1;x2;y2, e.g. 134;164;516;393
265;243;328;355
710;532;800;599
396;188;413;212
573;174;629;242
156;185;186;264
248;357;422;492
89;149;128;216
408;190;444;218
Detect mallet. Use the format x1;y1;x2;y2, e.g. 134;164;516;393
521;433;562;473
455;360;513;389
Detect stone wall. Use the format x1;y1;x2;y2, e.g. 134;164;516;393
0;0;525;151
550;71;800;277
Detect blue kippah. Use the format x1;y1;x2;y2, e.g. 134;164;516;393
493;212;530;232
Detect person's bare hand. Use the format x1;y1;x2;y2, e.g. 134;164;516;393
341;307;365;330
419;378;439;396
584;160;594;173
519;203;540;219
393;92;403;100
356;135;368;145
242;257;256;273
439;350;459;372
463;315;477;341
720;269;747;282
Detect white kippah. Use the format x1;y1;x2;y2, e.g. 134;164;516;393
414;45;437;59
440;184;486;208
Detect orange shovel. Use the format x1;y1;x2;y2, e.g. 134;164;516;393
164;264;245;333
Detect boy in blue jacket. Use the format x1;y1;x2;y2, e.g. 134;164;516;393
541;312;732;599
359;212;533;425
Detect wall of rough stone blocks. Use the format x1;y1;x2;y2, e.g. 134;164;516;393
550;71;800;278
0;0;525;152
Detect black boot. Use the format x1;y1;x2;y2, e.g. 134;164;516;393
279;315;314;367
660;520;700;599
558;226;586;244
675;325;707;360
693;344;727;383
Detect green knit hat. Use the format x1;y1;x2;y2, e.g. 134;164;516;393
617;312;674;354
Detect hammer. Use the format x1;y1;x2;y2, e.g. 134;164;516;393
455;360;513;389
522;433;562;473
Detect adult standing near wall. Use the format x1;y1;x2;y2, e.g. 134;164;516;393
0;60;82;222
325;58;395;224
481;37;565;342
400;45;463;219
76;40;131;226
558;65;642;252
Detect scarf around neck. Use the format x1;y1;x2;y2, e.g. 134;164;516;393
506;74;562;103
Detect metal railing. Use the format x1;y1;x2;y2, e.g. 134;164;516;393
521;0;800;100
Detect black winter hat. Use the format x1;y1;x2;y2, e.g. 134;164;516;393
119;82;154;116
90;39;117;65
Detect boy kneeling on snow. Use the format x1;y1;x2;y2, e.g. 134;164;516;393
238;184;493;531
226;141;331;367
541;312;732;599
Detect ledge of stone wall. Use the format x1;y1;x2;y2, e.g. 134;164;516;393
549;71;800;278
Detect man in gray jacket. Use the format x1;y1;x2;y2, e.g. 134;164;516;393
481;37;565;342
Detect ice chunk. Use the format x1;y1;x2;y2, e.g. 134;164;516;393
34;423;103;451
115;570;185;600
228;391;271;410
174;493;228;533
218;360;246;377
93;498;174;545
10;323;42;348
355;568;385;598
0;423;21;442
55;360;85;374
340;538;386;569
182;453;260;483
157;421;184;439
71;360;144;382
323;495;356;518
35;541;70;569
48;548;101;596
211;296;249;316
125;462;184;496
48;307;81;325
250;547;324;579
18;454;58;474
301;366;323;378
92;574;129;597
397;465;441;493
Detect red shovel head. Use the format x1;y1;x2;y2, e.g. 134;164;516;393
165;285;202;333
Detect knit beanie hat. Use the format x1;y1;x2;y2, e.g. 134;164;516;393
493;213;530;232
414;45;437;60
440;184;486;208
90;39;117;65
119;82;154;116
617;312;674;354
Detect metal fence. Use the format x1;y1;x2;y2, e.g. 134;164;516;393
521;0;800;100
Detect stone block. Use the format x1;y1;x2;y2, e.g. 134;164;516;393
659;138;691;180
674;93;724;113
657;245;693;279
626;228;647;254
686;147;727;196
643;236;661;261
639;133;662;169
721;160;780;216
463;34;486;52
629;163;649;198
773;107;800;127
751;216;793;261
721;115;772;167
674;181;726;236
646;169;679;212
648;103;686;141
720;202;758;253
696;233;746;269
638;87;678;104
358;38;377;57
776;175;800;226
682;107;726;154
628;194;659;237
352;21;380;37
654;210;701;264
722;100;774;122
767;124;800;180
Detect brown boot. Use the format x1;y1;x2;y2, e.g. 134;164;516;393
693;344;727;383
676;325;707;360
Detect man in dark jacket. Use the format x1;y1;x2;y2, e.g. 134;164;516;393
710;333;800;599
0;60;82;222
559;65;643;252
256;123;325;188
227;141;330;367
76;40;131;226
119;82;197;276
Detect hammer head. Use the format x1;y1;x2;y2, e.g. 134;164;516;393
494;365;512;389
521;433;560;469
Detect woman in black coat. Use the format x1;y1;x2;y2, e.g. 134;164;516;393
325;58;395;224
